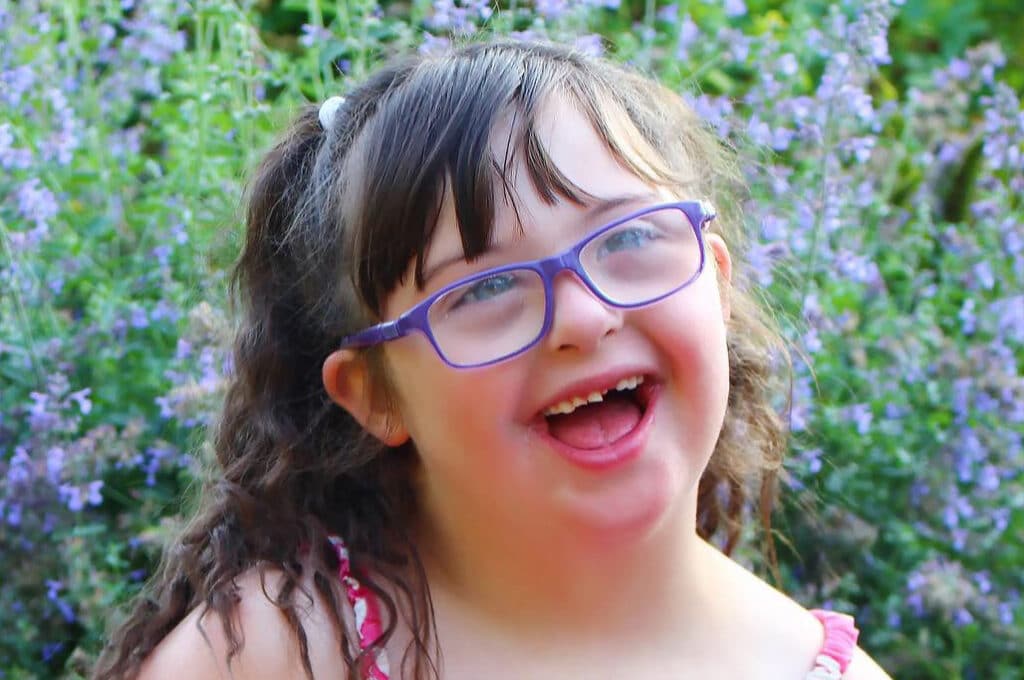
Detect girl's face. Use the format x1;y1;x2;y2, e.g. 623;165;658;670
367;97;732;546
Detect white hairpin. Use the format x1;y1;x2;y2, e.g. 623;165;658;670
318;95;346;129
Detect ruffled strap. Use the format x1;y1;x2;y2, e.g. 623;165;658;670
805;609;859;679
328;535;391;680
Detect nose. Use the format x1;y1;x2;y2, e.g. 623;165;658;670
543;270;623;354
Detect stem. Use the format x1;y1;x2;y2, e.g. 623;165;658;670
359;0;370;79
0;215;47;383
644;0;656;37
61;1;82;82
307;0;327;94
799;59;849;310
188;1;212;224
335;0;357;81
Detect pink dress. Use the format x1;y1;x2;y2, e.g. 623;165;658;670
328;537;859;679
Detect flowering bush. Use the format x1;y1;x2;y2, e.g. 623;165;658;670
1;0;1020;677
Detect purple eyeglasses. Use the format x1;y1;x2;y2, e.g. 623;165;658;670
340;200;716;368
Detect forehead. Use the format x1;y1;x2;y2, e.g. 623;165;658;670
426;96;662;260
527;96;660;200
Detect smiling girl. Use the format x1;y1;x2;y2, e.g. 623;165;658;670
94;40;890;680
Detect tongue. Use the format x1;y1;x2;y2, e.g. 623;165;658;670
546;395;642;449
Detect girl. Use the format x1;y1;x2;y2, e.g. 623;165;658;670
95;40;891;680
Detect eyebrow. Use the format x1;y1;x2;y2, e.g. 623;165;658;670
420;192;662;285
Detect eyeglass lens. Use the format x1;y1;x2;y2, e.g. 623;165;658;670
426;206;701;366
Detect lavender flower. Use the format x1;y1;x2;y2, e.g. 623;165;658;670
1;64;36;108
991;296;1024;343
685;91;733;136
723;0;746;18
431;0;493;33
130;306;150;329
980;83;1023;172
45;447;66;484
845;403;873;435
419;33;451;55
958;299;976;335
675;13;700;60
535;0;570;20
45;581;75;623
299;24;332;48
0;122;30;169
574;34;603;57
121;9;187;65
59;484;84;512
947;58;971;81
776;53;799;77
657;4;677;22
40;87;80;165
15;178;58;231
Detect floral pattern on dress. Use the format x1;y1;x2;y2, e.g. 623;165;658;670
328;535;390;679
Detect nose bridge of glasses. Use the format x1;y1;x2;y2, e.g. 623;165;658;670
535;252;616;317
537;251;624;353
537;251;600;298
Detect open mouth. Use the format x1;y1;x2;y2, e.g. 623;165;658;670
539;375;656;451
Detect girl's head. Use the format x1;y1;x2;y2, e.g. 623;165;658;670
96;39;787;680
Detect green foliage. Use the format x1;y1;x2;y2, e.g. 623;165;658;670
1;0;1021;677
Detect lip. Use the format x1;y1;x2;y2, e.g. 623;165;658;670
528;372;661;472
532;368;659;419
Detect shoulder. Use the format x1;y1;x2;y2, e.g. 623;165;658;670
703;546;820;651
699;544;890;679
842;647;894;680
137;566;351;680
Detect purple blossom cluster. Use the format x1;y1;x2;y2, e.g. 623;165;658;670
155;303;234;428
1;0;208;671
1;365;187;655
2;0;1022;674
422;0;610;56
428;0;494;35
667;0;1024;655
905;557;1017;630
2;374;103;524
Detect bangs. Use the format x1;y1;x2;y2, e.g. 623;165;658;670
342;42;691;316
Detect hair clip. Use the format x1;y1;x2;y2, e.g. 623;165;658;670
318;95;346;129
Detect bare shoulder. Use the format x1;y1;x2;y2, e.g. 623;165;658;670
843;646;894;680
137;566;350;680
700;544;892;679
704;546;822;650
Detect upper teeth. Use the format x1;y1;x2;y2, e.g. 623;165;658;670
543;375;645;416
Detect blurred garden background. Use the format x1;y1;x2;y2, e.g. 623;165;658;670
1;0;1022;677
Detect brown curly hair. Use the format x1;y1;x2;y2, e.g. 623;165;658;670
93;39;788;680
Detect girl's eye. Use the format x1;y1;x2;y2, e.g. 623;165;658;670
595;222;661;258
450;272;520;308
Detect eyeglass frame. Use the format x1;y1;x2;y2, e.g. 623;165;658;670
339;200;718;369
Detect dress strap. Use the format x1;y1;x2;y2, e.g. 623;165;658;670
805;609;860;679
327;535;391;680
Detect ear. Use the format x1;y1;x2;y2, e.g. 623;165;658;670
705;233;733;322
322;350;409;447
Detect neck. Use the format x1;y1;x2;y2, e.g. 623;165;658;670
414;488;719;645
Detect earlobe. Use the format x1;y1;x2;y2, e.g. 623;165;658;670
322;350;410;447
705;233;733;321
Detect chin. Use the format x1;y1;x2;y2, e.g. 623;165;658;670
553;450;687;548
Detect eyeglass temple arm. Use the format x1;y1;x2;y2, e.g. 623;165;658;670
697;199;716;228
339;319;403;349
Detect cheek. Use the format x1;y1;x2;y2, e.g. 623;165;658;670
654;281;728;358
385;343;523;455
646;286;731;417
